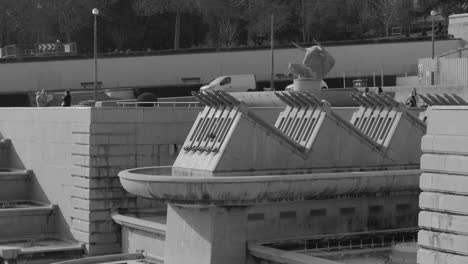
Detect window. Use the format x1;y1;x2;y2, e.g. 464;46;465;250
280;211;297;219
340;207;356;215
368;205;383;214
248;213;264;221
220;77;231;85
310;209;327;217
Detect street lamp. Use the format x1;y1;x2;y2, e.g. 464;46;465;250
430;10;437;59
92;8;99;104
430;10;437;85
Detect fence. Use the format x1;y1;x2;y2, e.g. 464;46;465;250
117;101;203;108
0;42;77;59
336;71;399;88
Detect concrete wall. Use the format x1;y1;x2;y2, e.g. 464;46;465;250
449;13;468;42
0;106;285;255
0;108;92;239
418;106;468;264
0;40;461;93
0;107;198;255
246;195;419;241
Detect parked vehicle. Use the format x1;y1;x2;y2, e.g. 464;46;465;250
200;74;257;92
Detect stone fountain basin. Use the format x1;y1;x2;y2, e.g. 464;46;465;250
119;166;420;205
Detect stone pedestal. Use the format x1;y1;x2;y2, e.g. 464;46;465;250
164;204;248;264
292;78;322;92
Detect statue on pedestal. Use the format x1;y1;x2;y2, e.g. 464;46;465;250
287;40;335;80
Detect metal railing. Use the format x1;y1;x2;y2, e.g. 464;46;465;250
116;101;203;108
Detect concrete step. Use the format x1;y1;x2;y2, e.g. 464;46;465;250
0;169;31;200
0;201;56;239
0;236;84;264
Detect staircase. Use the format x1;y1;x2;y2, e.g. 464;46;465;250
0;139;83;264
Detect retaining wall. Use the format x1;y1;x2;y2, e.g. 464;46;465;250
0;40;461;93
418;106;468;263
0;107;283;255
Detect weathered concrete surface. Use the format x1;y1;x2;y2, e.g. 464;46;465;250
418;248;468;264
0;39;460;93
165;205;247;264
0;169;31;200
119;168;420;204
0;203;56;239
112;211;166;258
418;106;468;263
172;92;424;177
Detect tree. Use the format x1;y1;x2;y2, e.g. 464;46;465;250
360;0;411;38
39;0;97;42
242;0;292;46
132;0;200;50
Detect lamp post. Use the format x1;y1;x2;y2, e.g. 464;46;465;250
92;8;99;104
430;10;437;85
430;10;437;59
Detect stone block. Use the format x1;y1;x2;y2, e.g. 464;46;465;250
420;192;468;215
107;134;136;145
422;135;468;155
141;108;198;123
84;242;121;256
421;173;468;195
136;145;154;156
72;208;113;222
427;108;468;136
72;176;123;189
90;123;136;134
71;218;119;233
72;229;120;244
418;247;468;264
74;155;136;168
72;144;100;156
91;108;143;123
70;187;133;200
422;153;468;175
419;211;468;235
136;156;157;167
72;197;137;211
418;229;468;255
72;165;129;178
97;145;137;156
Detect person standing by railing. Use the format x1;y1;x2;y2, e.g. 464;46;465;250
61;90;71;107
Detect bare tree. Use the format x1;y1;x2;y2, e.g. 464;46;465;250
245;0;290;45
360;0;409;38
132;0;200;50
39;0;96;42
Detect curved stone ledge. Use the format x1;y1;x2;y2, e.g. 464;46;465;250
119;167;420;205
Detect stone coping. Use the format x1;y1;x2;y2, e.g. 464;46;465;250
111;211;166;236
0;236;83;260
0;201;55;216
0;168;30;180
449;13;468;19
119;166;420;205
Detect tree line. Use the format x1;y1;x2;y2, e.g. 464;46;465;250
0;0;466;53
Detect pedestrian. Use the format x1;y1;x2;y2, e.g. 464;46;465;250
405;88;418;107
363;87;370;95
36;90;47;107
62;90;71;107
35;91;42;107
377;86;383;94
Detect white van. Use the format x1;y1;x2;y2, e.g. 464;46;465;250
200;74;257;92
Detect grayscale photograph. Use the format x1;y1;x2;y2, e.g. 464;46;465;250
0;0;465;263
